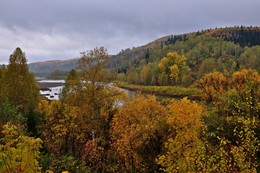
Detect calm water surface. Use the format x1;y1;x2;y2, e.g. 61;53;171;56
39;79;136;100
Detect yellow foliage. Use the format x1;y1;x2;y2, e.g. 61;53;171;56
38;100;88;157
167;98;203;131
199;71;227;101
158;57;169;72
230;68;260;92
199;69;260;102
166;51;187;65
196;116;259;172
111;95;167;172
157;98;203;173
158;51;188;85
0;124;42;173
169;64;179;82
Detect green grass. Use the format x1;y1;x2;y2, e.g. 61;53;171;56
115;81;203;99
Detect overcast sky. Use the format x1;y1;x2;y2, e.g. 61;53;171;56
0;0;259;64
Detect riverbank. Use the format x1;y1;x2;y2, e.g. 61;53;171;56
37;80;65;90
37;79;204;101
115;81;203;101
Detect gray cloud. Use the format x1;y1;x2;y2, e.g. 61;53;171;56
0;0;259;63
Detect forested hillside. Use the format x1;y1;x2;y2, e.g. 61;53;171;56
202;26;260;46
110;26;260;86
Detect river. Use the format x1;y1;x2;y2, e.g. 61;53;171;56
38;79;136;100
38;79;65;100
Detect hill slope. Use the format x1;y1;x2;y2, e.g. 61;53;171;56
109;26;260;86
29;58;78;75
109;26;260;69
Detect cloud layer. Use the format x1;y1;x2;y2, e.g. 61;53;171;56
0;0;259;63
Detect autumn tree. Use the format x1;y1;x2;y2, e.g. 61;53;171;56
198;69;260;172
59;69;81;104
52;47;124;171
216;69;260;119
38;100;81;157
61;47;124;142
62;49;120;116
111;95;167;172
157;98;203;173
77;47;109;83
140;64;152;85
230;68;260;94
4;48;39;112
81;140;104;172
198;89;259;172
0;124;42;173
37;100;91;173
199;71;228;101
158;51;188;85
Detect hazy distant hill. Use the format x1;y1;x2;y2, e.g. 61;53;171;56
29;58;78;75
